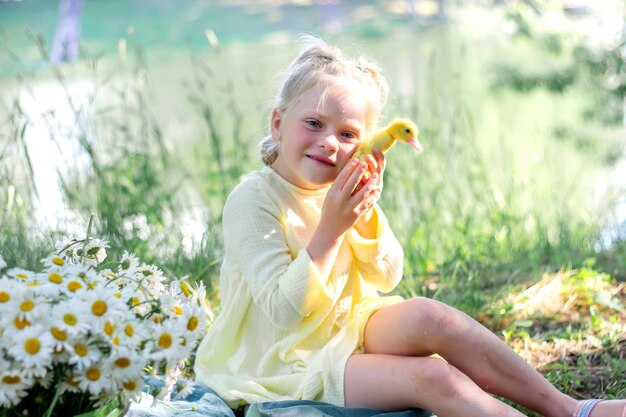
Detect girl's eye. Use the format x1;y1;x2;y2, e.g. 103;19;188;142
341;132;358;141
306;120;322;128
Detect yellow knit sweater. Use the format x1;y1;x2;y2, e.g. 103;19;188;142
194;166;404;408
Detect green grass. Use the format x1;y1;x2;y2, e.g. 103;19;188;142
1;8;625;400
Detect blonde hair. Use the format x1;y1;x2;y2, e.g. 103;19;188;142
259;35;389;166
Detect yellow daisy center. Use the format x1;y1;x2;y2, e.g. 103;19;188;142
132;297;140;306
114;292;122;298
67;376;80;387
91;300;107;316
180;282;191;297
115;357;131;368
2;375;21;384
0;292;10;302
153;315;163;324
187;316;199;331
86;368;101;381
158;333;173;349
67;281;82;292
16;273;28;280
25;338;41;355
63;313;77;326
52;257;65;266
112;336;120;346
51;327;67;341
20;301;35;312
49;273;63;284
104;322;115;336
173;306;183;315
26;282;40;287
125;324;134;337
14;316;31;329
75;343;88;357
123;380;137;391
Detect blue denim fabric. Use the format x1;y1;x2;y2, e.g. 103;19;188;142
126;378;236;417
246;401;434;417
126;379;434;417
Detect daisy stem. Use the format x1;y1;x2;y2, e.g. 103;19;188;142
43;386;62;417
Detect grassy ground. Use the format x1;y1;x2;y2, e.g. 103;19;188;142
476;266;625;407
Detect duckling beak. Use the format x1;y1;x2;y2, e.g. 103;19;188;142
407;138;423;152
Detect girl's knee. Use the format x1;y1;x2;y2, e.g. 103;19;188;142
409;357;465;397
406;297;458;333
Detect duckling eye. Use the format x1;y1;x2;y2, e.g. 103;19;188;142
405;128;411;134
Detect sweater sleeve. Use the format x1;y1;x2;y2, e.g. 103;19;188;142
345;204;404;293
222;180;333;330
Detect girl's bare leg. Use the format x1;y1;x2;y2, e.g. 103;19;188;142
360;297;625;417
344;353;526;417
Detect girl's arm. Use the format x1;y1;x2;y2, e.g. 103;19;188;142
306;158;379;279
347;204;404;293
223;182;333;330
346;149;404;292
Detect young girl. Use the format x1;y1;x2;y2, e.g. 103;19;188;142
194;36;626;417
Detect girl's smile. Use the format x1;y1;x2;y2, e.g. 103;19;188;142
270;84;370;190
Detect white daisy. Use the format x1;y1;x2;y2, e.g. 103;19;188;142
118;251;140;273
0;368;32;407
127;290;152;317
173;379;197;400
75;360;112;395
78;289;126;329
81;239;109;266
6;268;35;282
7;287;43;322
0;255;6;270
147;321;187;362
0;277;18;308
68;336;103;370
119;375;144;403
33;271;65;298
106;347;146;382
34;371;54;389
54;300;92;335
8;325;54;370
60;264;98;293
48;324;74;354
58;371;82;394
105;317;144;351
1;309;33;335
40;254;67;269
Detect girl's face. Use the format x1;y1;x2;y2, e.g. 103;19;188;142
271;84;370;190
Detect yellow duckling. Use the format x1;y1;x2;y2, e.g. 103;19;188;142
351;118;422;193
353;118;422;161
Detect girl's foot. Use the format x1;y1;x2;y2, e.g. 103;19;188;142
572;399;626;417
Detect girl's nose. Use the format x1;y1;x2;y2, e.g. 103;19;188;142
319;133;339;152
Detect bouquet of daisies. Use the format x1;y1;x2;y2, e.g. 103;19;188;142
0;237;210;417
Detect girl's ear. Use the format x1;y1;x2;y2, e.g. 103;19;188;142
270;109;282;141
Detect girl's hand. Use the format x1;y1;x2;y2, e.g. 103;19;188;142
318;150;386;239
307;151;385;277
361;148;385;209
354;149;385;237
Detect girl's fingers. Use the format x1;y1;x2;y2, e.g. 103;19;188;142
371;149;386;175
352;173;378;202
345;161;368;194
364;154;378;174
334;158;360;190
